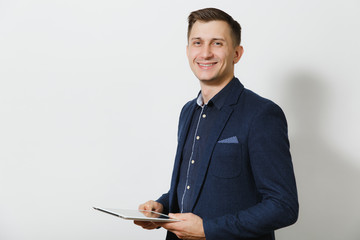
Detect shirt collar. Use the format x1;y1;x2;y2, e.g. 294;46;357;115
196;93;204;107
196;77;237;110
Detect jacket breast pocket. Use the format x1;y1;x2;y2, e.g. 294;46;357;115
210;143;242;178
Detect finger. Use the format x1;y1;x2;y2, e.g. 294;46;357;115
145;222;160;230
139;202;151;211
168;213;178;218
158;222;180;232
169;213;186;221
143;203;150;211
138;204;146;211
134;221;157;229
157;222;171;230
146;201;156;211
134;220;148;227
143;223;155;229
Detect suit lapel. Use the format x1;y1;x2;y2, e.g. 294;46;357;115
189;105;234;211
169;100;197;211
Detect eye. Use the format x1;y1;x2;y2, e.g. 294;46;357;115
213;42;222;46
193;41;201;46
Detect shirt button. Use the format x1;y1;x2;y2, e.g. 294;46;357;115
187;186;190;190
196;136;200;140
202;114;206;118
191;160;195;164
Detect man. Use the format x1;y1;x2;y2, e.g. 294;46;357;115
135;8;298;240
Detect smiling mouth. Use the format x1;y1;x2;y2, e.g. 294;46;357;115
197;62;217;68
199;63;214;67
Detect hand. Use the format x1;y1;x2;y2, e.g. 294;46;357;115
133;200;164;230
158;213;205;240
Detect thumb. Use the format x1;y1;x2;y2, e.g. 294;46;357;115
169;213;184;220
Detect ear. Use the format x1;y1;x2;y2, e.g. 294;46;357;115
233;45;244;64
186;44;189;58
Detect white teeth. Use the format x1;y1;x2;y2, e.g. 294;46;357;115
199;63;214;67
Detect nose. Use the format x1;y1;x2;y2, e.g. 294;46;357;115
200;44;213;59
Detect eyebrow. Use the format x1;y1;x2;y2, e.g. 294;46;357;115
190;37;226;42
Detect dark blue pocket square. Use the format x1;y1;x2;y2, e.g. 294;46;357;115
218;136;239;144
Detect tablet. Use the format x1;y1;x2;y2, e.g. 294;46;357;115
93;207;180;222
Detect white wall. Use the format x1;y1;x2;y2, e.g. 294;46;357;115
1;0;359;239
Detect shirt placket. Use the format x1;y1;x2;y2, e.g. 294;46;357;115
180;105;207;213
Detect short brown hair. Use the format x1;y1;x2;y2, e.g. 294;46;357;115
187;8;241;47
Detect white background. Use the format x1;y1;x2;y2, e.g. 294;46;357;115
1;0;360;239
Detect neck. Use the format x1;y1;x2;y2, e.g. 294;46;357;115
199;76;233;104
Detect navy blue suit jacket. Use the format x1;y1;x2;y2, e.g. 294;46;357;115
157;78;298;240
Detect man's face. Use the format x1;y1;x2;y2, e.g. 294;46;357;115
186;20;243;84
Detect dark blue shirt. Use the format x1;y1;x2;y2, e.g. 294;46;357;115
177;78;237;213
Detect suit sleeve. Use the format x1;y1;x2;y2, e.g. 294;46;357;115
203;102;299;239
156;191;170;215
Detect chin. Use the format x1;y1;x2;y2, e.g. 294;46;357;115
197;77;215;82
195;73;217;82
198;78;221;85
